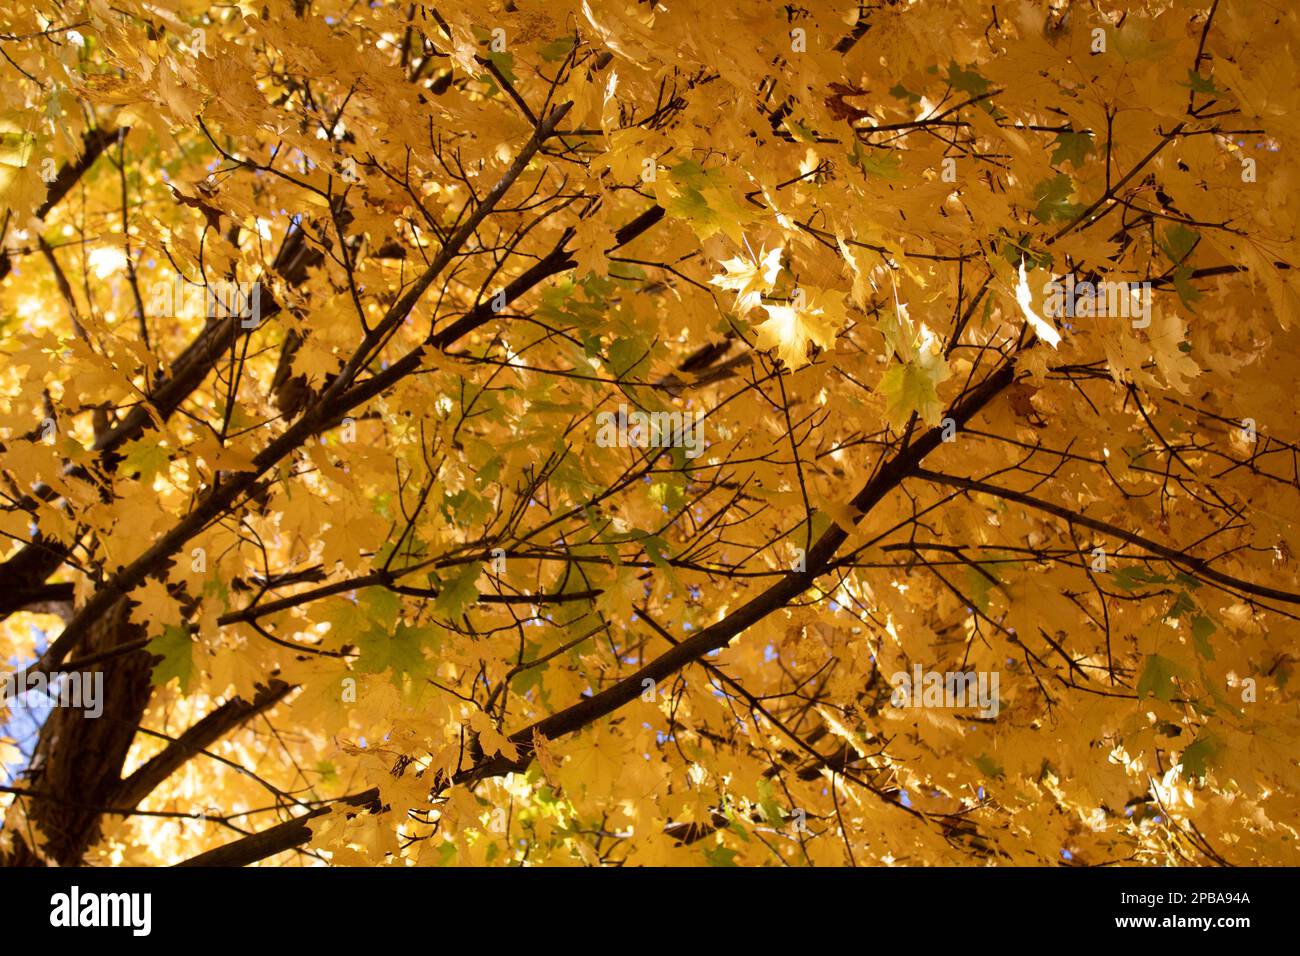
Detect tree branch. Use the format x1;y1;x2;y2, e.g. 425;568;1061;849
176;357;1019;865
911;467;1300;606
112;680;293;812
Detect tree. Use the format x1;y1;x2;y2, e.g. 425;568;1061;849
0;0;1296;868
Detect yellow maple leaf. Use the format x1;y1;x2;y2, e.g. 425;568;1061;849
709;245;783;315
752;288;846;368
129;576;182;635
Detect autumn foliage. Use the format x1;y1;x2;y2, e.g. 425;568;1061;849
0;0;1298;867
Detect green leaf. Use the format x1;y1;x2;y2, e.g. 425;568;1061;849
202;573;231;609
880;352;951;428
120;438;171;485
785;120;818;144
389;622;434;679
649;476;685;512
511;641;548;698
1172;265;1202;311
485;50;515;84
659;161;754;243
858;152;902;179
889;83;921;105
1032;174;1084;224
434;562;481;619
1050;131;1093;168
662;161;718;227
1181;69;1222;95
641;533;674;572
356;621;435;682
1164;590;1197;620
148;624;194;691
1113;566;1171;590
663;182;713;227
997;233;1052;270
1159;224;1200;264
1181;733;1224;781
726;820;752;842
703;844;739;867
946;61;990;97
973;753;1005;779
966;562;998;613
1191;614;1217;660
604;335;652;379
537;37;573;63
1136;653;1183;702
364;587;402;629
756;778;785;826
